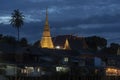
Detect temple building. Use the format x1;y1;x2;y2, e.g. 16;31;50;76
64;38;71;50
40;9;88;50
53;35;88;50
40;9;54;49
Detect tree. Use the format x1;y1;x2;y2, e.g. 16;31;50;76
110;43;119;48
33;40;40;47
109;43;120;54
0;34;3;39
0;34;17;45
102;43;120;54
86;36;107;51
19;38;28;47
10;9;24;41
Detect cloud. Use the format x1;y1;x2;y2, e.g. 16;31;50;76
0;16;10;24
0;15;41;24
25;15;41;23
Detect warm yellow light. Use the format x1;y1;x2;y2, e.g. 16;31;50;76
40;9;54;49
106;68;118;76
64;39;71;50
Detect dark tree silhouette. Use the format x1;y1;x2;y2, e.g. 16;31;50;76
33;40;40;47
102;43;120;54
86;36;107;51
20;38;28;47
0;35;17;45
109;43;120;54
0;34;3;40
10;9;24;41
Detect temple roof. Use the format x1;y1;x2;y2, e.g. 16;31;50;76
53;35;88;50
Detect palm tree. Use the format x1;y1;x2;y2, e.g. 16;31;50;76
10;9;24;41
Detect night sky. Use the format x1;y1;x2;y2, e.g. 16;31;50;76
0;0;120;44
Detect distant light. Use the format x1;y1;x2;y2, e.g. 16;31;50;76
37;68;40;72
56;66;69;72
64;57;69;62
106;67;120;76
23;66;34;74
55;46;60;49
25;66;27;68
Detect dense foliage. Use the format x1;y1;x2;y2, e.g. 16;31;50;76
85;36;107;51
0;34;28;47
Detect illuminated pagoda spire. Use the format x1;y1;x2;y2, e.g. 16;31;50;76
64;38;71;50
40;8;54;49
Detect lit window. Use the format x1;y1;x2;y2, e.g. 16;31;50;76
56;66;69;72
21;69;24;73
22;66;34;74
64;57;68;62
37;68;40;72
22;69;27;73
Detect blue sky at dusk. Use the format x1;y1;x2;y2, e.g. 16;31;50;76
0;0;120;44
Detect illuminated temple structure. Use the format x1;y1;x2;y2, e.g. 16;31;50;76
40;8;88;50
40;9;54;49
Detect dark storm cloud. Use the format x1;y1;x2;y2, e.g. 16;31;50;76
49;13;120;44
0;0;120;44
